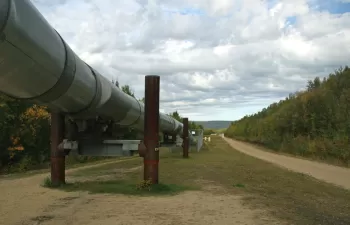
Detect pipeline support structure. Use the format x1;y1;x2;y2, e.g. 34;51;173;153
182;118;189;158
0;0;196;184
50;112;65;186
143;76;160;184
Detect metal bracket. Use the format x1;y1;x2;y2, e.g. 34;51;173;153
71;139;142;157
59;139;79;151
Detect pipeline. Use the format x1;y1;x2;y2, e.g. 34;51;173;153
0;0;184;135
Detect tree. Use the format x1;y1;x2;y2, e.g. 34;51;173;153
116;83;138;139
167;111;202;130
225;66;350;165
0;93;50;172
121;85;135;98
168;111;182;122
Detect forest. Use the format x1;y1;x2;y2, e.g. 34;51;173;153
0;80;202;174
225;66;350;166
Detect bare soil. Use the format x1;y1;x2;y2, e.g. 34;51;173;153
0;159;282;225
223;137;350;190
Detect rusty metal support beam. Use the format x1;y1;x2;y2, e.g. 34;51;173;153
183;118;189;158
143;75;160;184
50;112;65;186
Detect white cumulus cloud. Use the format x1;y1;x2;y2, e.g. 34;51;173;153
31;0;350;121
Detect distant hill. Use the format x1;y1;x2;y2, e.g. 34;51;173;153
194;121;232;129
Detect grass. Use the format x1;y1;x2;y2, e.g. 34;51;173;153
42;176;55;187
44;148;197;196
1;156;135;180
43;137;350;225
214;128;226;133
55;180;193;196
67;157;141;177
231;136;350;168
43;155;195;196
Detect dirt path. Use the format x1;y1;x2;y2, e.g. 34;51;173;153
223;137;350;190
0;158;282;225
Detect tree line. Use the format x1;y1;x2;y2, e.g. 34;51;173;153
0;80;203;174
225;66;350;166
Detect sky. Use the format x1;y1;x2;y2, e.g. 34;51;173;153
31;0;350;121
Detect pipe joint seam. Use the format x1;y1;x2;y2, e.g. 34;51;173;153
68;65;102;117
34;30;76;102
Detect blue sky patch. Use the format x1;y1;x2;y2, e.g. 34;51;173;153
179;7;205;16
286;15;297;25
267;0;280;10
162;6;206;16
309;0;350;14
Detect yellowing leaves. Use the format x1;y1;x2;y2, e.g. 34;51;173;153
10;136;20;145
22;105;49;120
3;105;49;154
8;136;24;151
8;146;24;151
17;105;50;139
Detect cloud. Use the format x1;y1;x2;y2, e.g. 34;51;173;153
30;0;350;121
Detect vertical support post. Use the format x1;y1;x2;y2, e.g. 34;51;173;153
143;75;160;184
197;129;203;152
172;134;176;145
50;112;65;186
183;117;189;158
163;133;168;144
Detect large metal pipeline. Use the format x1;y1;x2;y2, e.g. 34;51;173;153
0;0;184;135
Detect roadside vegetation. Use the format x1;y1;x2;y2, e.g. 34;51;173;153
225;66;350;166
